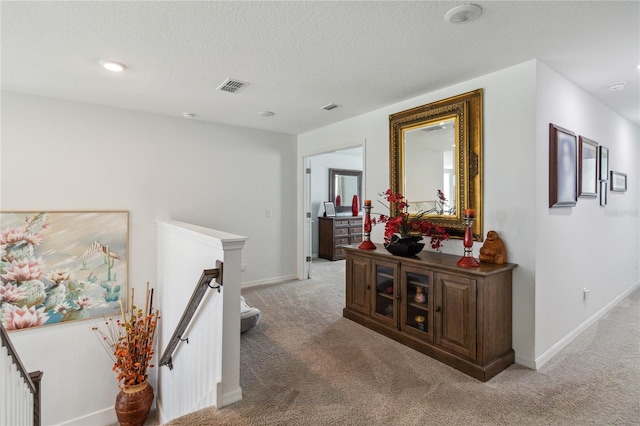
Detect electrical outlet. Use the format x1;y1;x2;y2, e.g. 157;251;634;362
241;263;246;271
583;288;590;300
265;209;272;218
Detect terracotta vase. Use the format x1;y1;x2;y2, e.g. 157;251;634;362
115;381;154;426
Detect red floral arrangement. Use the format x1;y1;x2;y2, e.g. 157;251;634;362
92;285;159;389
372;189;449;250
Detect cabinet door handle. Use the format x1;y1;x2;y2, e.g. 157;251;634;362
435;306;441;312
366;285;370;289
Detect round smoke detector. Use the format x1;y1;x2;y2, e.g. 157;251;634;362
445;4;482;24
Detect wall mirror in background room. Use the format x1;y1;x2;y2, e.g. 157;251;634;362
389;89;483;240
329;168;362;214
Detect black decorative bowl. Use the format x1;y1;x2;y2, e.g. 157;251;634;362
384;242;425;257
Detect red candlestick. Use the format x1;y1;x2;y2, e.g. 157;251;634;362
359;204;376;250
457;217;480;268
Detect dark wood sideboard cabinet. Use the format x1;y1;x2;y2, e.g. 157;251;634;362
318;216;363;260
343;244;517;381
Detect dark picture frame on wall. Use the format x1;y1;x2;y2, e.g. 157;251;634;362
549;123;577;208
598;146;609;181
578;136;598;198
600;181;607;206
610;171;627;192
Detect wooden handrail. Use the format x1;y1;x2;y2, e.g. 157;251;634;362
1;323;43;426
159;261;223;370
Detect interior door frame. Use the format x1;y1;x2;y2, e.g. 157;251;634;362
301;140;366;280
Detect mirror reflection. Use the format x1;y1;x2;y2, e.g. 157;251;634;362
404;117;457;216
329;168;362;213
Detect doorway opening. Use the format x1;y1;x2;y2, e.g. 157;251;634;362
303;145;364;279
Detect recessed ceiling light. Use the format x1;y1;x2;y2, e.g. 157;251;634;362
445;4;482;24
258;111;275;117
182;113;196;119
608;82;626;91
99;60;127;72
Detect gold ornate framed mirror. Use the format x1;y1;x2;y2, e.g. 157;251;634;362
389;89;483;240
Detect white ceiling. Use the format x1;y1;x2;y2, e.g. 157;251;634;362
2;1;638;135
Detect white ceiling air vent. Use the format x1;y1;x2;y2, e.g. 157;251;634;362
216;78;249;94
321;103;341;111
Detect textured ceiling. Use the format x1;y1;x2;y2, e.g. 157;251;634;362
2;1;638;135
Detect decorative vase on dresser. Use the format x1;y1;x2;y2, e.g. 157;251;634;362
318;216;362;260
351;194;360;216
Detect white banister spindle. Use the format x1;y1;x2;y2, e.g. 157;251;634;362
1;346;7;425
1;328;38;426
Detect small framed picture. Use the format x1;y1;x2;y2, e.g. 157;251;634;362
598;146;609;181
600;181;608;206
549;123;577;208
324;201;336;217
610;171;627;192
578;136;598;198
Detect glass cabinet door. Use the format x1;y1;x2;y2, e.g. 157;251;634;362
401;266;434;341
371;260;399;327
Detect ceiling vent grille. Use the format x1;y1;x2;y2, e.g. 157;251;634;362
321;103;341;111
216;78;249;94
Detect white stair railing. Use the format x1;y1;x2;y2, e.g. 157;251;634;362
156;220;247;424
0;323;42;426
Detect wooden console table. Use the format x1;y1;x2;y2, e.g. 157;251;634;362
343;244;516;381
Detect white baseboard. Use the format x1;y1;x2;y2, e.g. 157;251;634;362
55;407;116;426
534;282;639;370
241;274;297;289
221;386;243;408
514;354;536;370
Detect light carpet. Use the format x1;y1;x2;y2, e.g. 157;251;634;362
161;260;639;425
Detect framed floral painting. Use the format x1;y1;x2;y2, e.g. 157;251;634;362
0;211;128;331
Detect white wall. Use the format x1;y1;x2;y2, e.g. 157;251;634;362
1;92;296;425
298;60;639;368
298;61;539;365
534;62;640;363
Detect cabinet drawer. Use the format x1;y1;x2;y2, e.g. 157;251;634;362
335;237;350;246
349;226;362;235
335;227;350;236
349;218;362;226
334;219;350;227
